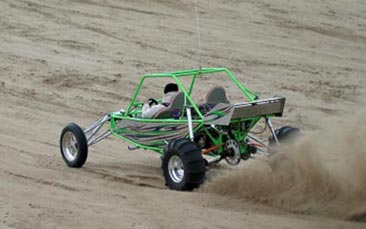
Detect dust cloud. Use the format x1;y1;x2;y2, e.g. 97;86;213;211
202;112;366;221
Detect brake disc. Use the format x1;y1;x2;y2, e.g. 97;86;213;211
224;139;241;166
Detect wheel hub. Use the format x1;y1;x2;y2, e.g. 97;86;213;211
224;139;241;166
168;155;184;183
62;131;79;162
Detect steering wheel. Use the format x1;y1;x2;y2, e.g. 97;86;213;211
148;98;159;106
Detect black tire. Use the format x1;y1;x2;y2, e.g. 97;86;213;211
269;126;300;146
162;138;206;191
60;123;88;168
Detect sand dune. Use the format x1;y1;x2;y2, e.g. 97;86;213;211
1;0;366;228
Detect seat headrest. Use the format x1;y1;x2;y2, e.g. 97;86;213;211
169;92;184;108
206;86;229;104
153;92;185;119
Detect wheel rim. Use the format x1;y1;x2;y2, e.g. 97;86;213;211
168;155;184;183
62;131;79;162
224;139;241;165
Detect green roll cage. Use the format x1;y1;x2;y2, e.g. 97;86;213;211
108;68;267;155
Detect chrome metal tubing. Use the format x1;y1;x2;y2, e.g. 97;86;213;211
84;115;109;134
186;106;194;141
88;130;111;146
266;117;279;145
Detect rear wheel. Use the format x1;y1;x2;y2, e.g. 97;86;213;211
162;138;206;191
268;126;300;154
60;123;88;168
269;126;300;145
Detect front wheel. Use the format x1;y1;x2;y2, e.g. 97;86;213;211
60;123;88;168
162;138;206;191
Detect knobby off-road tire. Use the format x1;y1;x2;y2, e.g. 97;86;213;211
60;123;88;168
162;138;206;191
269;125;300;146
268;126;300;154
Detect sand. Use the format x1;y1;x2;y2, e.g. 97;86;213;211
0;0;366;228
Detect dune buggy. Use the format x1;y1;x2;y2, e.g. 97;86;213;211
60;68;299;191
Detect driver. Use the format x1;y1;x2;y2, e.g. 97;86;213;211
142;83;179;118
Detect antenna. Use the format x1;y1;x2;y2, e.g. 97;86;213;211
194;0;202;70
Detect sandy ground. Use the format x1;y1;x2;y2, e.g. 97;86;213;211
1;0;366;228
